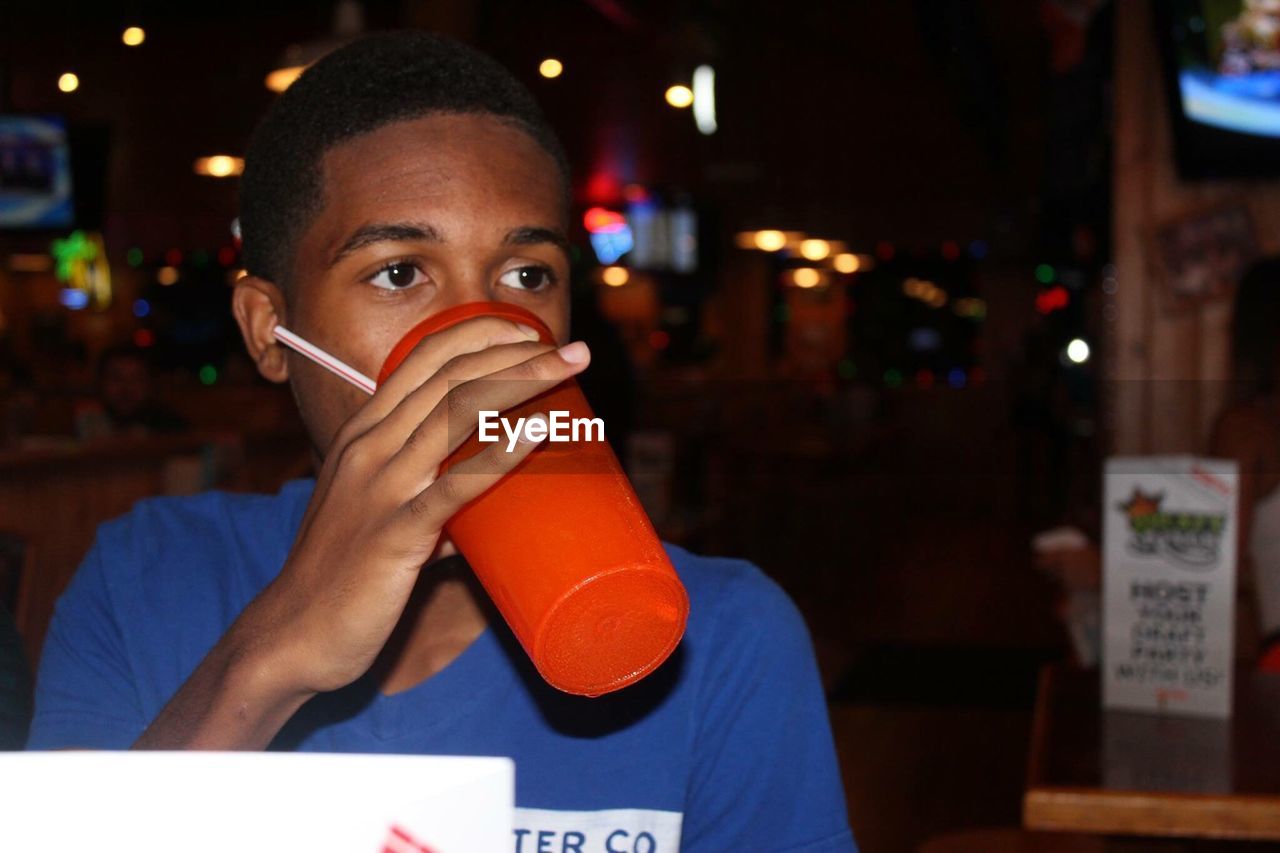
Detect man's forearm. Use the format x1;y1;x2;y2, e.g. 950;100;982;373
132;626;313;751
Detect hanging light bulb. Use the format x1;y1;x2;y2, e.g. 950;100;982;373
265;0;365;92
1066;338;1091;364
665;85;694;108
799;239;830;261
792;268;822;288
834;253;860;273
754;230;786;252
194;156;245;178
601;266;630;287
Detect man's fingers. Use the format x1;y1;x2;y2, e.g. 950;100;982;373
312;317;546;508
370;339;555;452
389;415;549;533
335;317;543;448
383;344;588;494
375;316;543;402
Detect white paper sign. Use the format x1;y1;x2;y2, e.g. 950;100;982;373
1102;456;1238;719
0;752;513;852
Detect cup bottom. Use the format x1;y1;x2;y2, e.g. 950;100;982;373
534;567;690;697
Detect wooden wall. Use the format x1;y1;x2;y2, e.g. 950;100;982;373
1111;1;1280;454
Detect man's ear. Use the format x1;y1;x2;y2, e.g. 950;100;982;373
232;275;290;384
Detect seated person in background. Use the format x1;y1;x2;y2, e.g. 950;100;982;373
1036;256;1280;668
27;32;857;852
75;343;188;440
1209;256;1280;667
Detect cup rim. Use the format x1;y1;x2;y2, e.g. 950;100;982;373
376;301;556;385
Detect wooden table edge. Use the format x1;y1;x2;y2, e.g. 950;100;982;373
1024;785;1280;840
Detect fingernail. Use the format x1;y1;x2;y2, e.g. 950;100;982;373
516;323;542;341
558;341;589;364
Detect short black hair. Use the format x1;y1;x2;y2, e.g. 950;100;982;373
239;30;570;288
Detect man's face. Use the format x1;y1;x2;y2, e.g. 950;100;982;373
261;113;570;458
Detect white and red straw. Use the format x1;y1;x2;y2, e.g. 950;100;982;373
272;325;377;395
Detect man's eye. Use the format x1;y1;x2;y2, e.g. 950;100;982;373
498;265;557;292
368;262;426;290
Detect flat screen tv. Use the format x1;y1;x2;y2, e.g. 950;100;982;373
0;115;74;228
1156;0;1280;179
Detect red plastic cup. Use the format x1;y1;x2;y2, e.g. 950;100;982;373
377;301;690;696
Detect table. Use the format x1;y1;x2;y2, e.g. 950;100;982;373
1024;665;1280;840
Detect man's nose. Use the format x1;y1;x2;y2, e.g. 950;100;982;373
426;270;506;312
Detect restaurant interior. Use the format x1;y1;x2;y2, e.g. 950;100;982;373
5;0;1280;850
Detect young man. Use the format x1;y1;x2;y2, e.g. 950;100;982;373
28;31;857;852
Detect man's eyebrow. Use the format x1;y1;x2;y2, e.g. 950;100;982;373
329;222;442;267
503;226;570;256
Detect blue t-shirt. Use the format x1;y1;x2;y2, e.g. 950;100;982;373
28;479;857;852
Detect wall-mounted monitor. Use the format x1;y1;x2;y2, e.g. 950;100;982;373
1156;0;1280;179
0;115;74;228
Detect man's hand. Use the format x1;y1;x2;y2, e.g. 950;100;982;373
133;317;590;749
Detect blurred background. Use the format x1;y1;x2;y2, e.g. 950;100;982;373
5;0;1280;849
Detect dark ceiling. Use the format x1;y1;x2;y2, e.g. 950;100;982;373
1;0;1059;256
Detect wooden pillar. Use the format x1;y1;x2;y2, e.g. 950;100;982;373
1110;1;1280;455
